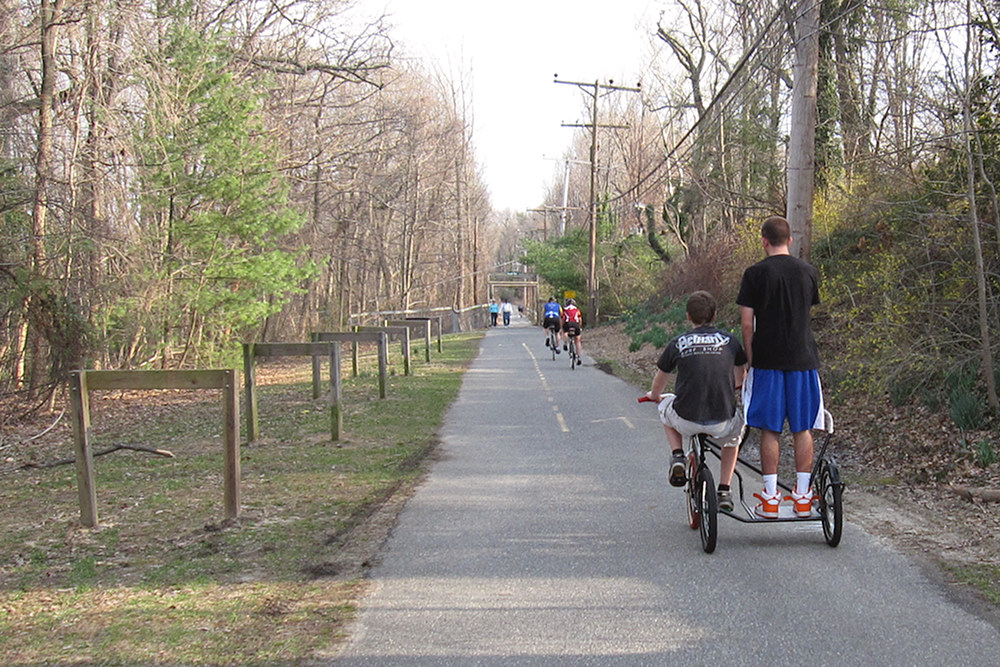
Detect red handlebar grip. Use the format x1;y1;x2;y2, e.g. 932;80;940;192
637;396;653;403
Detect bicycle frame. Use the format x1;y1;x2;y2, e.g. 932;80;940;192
695;429;836;524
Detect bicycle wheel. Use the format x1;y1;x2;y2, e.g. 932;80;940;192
550;331;557;360
816;457;844;547
697;465;718;553
685;451;699;529
569;340;577;369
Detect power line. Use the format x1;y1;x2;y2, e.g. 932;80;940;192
609;2;789;206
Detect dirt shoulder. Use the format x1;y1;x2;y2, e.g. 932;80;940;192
585;322;1000;606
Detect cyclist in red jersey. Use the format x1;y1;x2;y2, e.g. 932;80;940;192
561;299;583;365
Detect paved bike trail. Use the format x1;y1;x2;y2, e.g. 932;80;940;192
335;317;1000;664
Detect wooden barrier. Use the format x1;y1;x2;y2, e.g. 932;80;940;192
311;331;388;398
243;342;343;443
68;369;239;528
387;319;432;363
356;325;411;376
406;316;443;354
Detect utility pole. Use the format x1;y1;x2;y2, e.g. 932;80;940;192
542;156;590;236
554;76;640;326
786;0;820;261
527;207;554;240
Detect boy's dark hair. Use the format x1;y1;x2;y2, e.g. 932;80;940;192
686;290;716;325
762;215;790;246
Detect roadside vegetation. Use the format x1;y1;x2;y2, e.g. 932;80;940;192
0;332;482;665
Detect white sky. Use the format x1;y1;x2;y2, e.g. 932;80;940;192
356;0;662;212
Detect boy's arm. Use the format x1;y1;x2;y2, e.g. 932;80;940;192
646;369;671;401
733;364;746;390
740;306;755;367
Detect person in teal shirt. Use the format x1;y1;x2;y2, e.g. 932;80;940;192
488;299;499;327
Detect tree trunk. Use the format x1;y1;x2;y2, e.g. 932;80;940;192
20;0;66;395
961;20;999;412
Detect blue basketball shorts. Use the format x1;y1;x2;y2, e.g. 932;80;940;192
743;368;824;433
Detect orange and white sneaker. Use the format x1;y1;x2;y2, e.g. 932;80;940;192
789;490;815;518
753;490;781;519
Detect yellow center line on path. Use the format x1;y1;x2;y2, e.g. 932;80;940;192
523;343;570;433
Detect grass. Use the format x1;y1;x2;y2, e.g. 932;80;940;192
948;564;1000;606
0;331;483;665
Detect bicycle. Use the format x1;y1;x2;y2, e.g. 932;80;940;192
567;330;580;369
547;326;559;360
639;397;844;553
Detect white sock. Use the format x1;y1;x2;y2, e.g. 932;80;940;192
796;472;812;496
763;474;778;496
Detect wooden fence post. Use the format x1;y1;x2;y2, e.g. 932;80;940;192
221;369;240;520
391;318;431;363
246;342;346;441
243;343;259;442
69;371;98;528
311;332;322;399
330;345;342;440
377;332;388;398
311;332;388;399
359;325;411;376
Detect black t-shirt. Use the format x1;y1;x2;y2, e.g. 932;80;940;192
736;254;820;370
656;325;747;423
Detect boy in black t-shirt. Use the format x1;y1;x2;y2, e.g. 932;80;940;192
645;291;747;511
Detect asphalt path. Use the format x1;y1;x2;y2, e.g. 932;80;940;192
335;315;1000;664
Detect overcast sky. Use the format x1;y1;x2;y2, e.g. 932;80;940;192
355;0;662;212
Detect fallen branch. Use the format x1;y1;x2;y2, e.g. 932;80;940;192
21;445;175;470
948;485;1000;503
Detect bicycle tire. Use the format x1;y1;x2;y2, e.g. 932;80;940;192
817;458;844;547
550;331;557;360
697;465;718;553
685;451;699;529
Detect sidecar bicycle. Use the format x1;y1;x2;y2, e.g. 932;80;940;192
639;398;844;554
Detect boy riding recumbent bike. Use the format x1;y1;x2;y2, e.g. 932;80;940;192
639;397;844;553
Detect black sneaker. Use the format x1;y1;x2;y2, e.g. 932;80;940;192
545;338;550;347
555;348;560;354
576;358;582;366
669;452;686;487
563;344;568;351
717;489;734;512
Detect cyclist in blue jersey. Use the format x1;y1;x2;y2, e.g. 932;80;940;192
542;297;563;353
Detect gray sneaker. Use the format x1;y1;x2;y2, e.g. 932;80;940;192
717;489;734;512
668;452;686;487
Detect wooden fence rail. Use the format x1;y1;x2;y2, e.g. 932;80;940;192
243;342;343;443
406;316;443;354
310;331;388;398
68;369;239;528
356;325;411;376
386;319;433;363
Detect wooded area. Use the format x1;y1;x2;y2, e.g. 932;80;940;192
1;0;496;415
5;0;1000;432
